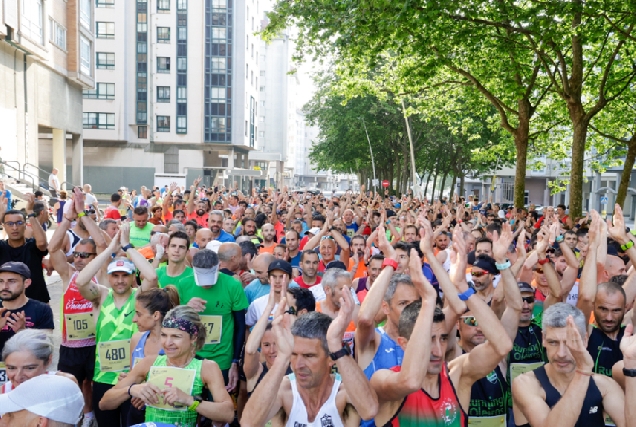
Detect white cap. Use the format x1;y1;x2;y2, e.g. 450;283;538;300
0;374;83;424
107;258;136;274
305;227;321;235
205;240;222;253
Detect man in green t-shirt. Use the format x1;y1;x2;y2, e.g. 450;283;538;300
178;249;248;393
129;206;153;248
156;230;194;289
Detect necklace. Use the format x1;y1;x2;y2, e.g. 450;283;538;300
167;354;194;369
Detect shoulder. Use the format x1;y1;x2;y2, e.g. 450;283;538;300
218;272;242;288
25;298;53;313
512;370;540;396
593;374;622;396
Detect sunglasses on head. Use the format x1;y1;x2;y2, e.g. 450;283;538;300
461;316;479;327
73;252;96;259
471;270;487;277
522;296;535;304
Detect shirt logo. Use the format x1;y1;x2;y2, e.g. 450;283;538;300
589;406;598;414
385;348;395;353
320;414;334;427
440;398;458;425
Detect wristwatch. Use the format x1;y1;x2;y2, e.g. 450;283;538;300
624;368;636;377
330;344;352;361
122;244;134;252
27;213;36;219
188;395;203;412
381;258;398;270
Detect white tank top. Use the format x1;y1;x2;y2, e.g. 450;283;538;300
286;373;344;427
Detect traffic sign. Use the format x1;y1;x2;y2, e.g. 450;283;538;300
601;196;608;204
372;179;379;187
382;180;390;188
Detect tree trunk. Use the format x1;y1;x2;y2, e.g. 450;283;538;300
431;173;438;200
513;100;531;208
568;110;589;219
459;174;466;200
449;174;456;200
616;138;636;208
439;172;448;200
424;174;431;199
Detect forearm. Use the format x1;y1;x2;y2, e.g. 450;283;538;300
196;400;235;424
542;262;563;299
99;385;132;410
625;359;636;424
245;308;271;355
465;294;511;355
578;249;598;303
129;249;156;283
82;217;106;248
304;232;323;250
358;267;392;328
77;250;111;288
427;250;465;314
398;300;436;385
48;218;71;253
559;242;580;269
29;216;47;249
232;310;246;361
242;357;289;427
543;373;591;427
332;354;378;420
501;267;523;312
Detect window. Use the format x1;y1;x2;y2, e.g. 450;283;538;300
245;121;248;136
177;87;187;99
157;116;171;132
80;0;91;29
177;116;187;133
260;70;265;76
260;100;265;107
157;27;170;43
157;86;170;102
211;57;226;72
49;19;66;50
83;113;115;129
251;71;253;85
83;83;115;99
177;0;187;10
246;64;248;79
21;0;43;43
251;43;254;58
177;57;187;71
212;28;226;41
96;52;115;69
178;27;187;41
260;86;265;92
210;88;225;100
212;0;226;7
210;117;226;132
96;22;115;38
157;57;171;73
138;126;147;139
157;0;170;11
96;0;115;7
259;131;264;138
80;36;92;76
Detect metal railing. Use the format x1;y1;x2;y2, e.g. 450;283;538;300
23;162;79;190
0;160;38;192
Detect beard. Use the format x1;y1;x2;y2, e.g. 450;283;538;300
196;209;206;216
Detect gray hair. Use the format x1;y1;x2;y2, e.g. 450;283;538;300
321;269;352;290
398;301;445;339
163;305;207;351
2;329;54;364
542;302;587;338
193;249;219;268
99;219;117;230
384;274;414;303
166;220;186;233
291;311;332;354
218;242;241;262
209;210;224;218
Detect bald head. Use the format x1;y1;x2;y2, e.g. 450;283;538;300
252;253;276;285
195;228;214;248
218;242;242;271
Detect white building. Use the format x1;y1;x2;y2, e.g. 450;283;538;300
74;0;267;193
0;0;94;192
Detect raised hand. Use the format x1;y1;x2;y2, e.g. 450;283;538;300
565;315;594;373
73;187;84;213
186;297;207;313
620;323;636;364
120;222;131;246
326;289;355;350
608;204;628;244
418;218;434;255
409;249;436;302
377;225;396;260
272;297;294;357
493;222;514;262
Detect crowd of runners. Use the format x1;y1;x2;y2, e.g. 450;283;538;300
0;180;636;427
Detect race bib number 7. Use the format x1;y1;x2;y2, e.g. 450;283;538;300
200;315;222;345
98;340;131;372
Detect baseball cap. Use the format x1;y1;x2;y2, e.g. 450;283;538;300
0;262;31;279
305;227;321;235
107;258;136;275
473;255;498;275
192;249;220;287
104;209;121;220
0;374;83;424
268;260;292;277
518;282;534;293
206;240;222;253
326;260;347;271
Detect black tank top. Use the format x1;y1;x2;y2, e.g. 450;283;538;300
587;326;624;377
507;323;546;383
468;365;510;419
247;362;293;398
534;365;605;427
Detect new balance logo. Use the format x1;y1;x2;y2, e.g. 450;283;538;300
385;348;395;353
589;406;598;414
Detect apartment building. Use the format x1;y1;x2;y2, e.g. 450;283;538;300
0;0;94;187
72;0;265;192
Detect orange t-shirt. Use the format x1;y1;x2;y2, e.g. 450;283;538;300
138;246;155;260
260;243;276;254
348;258;367;280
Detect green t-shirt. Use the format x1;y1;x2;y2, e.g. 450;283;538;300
130;222;154;248
157;265;195;289
174;272;249;370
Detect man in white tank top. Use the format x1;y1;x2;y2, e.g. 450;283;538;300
241;289;378;427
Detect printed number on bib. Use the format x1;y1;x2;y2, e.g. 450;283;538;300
468;415;506;427
0;363;6;385
147;366;196;412
65;312;96;341
510;361;544;383
98;340;131;372
200;315;222;345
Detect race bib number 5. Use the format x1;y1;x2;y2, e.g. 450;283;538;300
65;312;96;341
147;366;196;412
98;340;131;372
200;315;222;345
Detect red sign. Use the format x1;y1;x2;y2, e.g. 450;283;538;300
382;180;390;188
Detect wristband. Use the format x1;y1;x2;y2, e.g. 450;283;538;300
188;400;201;412
122;244;134;252
458;287;475;301
623;368;636;377
537;258;550;266
621;241;634;251
27;213;37;219
77;212;86;218
495;260;511;271
128;384;135;397
381;258;398;271
555;235;564;243
631;229;636;237
232;359;239;364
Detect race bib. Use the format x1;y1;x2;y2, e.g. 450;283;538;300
0;362;6;385
605;414;615;426
510;361;544;383
468;415;506;427
200;315;222;345
147;366;196;412
98;340;131;372
65;312;96;341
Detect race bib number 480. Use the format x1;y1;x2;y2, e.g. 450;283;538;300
98;340;131;372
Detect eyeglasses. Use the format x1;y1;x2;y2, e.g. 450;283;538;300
84;209;96;215
73;252;96;259
522;296;535;304
3;221;25;228
471;271;487;277
461;316;479;327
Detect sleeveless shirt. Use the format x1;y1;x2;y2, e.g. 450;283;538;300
56;201;66;223
587;326;625;377
533;365;605;427
132;330;165;366
62;271;96;348
507;322;545;385
384;364;467;427
286;373;344;427
93;289;138;385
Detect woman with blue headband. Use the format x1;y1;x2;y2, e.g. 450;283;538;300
99;305;234;427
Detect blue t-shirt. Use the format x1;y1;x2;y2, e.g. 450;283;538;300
2;190;11;208
244;280;270;305
345;222;359;238
290;252;301;268
215;229;236;243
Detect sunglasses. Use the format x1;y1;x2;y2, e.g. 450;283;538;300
285;306;297;315
321;236;335;241
522;296;535;304
4;221;25;227
461;316;479;327
85;209;96;215
471;271;487;277
73;252;96;259
534;268;544;274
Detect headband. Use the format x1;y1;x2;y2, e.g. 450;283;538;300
162;317;199;337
